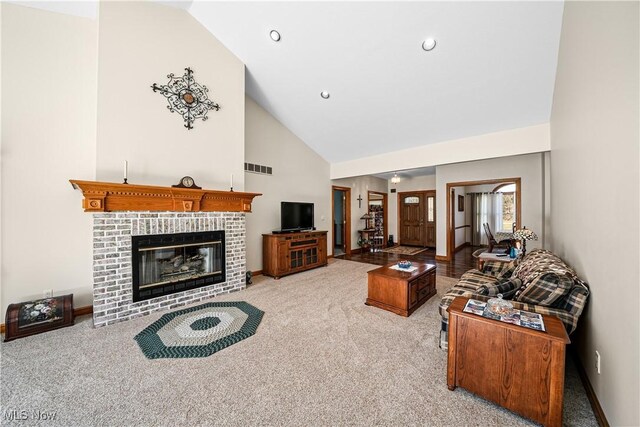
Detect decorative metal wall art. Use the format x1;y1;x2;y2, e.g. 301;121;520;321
151;68;220;130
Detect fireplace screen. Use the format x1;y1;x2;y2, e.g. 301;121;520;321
132;231;225;302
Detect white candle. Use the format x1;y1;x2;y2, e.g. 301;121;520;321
230;173;233;189
124;160;128;180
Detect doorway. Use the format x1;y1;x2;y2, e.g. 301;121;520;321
446;178;521;261
332;186;351;256
398;191;436;247
367;191;388;250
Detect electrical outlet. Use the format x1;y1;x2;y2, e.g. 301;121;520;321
595;350;601;374
43;289;53;298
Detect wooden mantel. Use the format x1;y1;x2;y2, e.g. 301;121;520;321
70;180;261;213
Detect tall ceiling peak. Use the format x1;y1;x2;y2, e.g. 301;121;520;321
189;1;563;163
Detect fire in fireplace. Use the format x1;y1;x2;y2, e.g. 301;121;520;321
131;231;225;302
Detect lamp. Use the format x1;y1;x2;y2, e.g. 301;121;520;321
360;213;374;230
391;173;400;184
513;226;538;258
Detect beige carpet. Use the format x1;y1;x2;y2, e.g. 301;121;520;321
0;259;596;426
381;245;429;255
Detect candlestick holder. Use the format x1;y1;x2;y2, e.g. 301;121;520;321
123;178;129;185
230;186;234;192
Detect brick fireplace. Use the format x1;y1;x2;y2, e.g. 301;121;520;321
92;212;246;327
69;180;261;327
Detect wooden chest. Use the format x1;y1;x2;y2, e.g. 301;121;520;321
4;294;75;342
446;297;570;426
365;262;436;316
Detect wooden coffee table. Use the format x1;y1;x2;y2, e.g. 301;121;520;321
365;262;436;316
447;297;570;427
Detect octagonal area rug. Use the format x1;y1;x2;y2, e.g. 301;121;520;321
134;301;264;359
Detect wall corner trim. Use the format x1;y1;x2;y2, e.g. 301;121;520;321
571;345;610;427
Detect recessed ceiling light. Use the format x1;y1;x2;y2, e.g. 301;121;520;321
422;38;437;51
270;30;281;42
320;91;330;99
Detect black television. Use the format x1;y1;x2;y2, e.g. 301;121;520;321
281;202;314;232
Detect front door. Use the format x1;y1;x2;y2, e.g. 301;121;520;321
399;193;426;246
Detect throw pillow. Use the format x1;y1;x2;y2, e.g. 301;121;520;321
475;287;489;296
457;270;499;292
496;261;518;279
500;286;520;301
515;273;573;307
482;261;506;276
483;260;518;278
477;277;522;298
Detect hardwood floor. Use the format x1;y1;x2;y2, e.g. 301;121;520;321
335;245;479;279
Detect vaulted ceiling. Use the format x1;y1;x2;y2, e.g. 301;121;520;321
189;1;564;163
14;0;564;166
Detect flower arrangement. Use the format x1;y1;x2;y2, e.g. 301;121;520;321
19;298;62;326
357;237;371;247
397;260;412;269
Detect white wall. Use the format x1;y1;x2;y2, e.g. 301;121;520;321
543;151;551;248
435;153;545;257
96;1;245;190
387;174;436;244
549;2;639;425
245;97;330;271
1;2;4;315
1;3;98;318
452;187;468;249
464;194;472;243
332;176;387;252
1;2;247;320
331;124;550;179
465;184;497;193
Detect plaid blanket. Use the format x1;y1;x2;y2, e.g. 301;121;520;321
438;252;589;350
483;259;518;277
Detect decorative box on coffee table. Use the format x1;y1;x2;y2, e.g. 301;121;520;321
4;294;75;342
365;262;436;317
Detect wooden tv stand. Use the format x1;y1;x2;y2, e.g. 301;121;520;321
262;231;328;279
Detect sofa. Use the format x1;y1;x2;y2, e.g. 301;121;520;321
438;248;590;349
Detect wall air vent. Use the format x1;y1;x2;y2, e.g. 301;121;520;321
245;162;273;175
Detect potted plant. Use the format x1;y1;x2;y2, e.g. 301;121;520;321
358;237;372;252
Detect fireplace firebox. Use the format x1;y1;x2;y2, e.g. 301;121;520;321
132;231;225;302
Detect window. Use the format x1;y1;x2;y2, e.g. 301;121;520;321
404;196;419;204
494;183;515;193
494;183;516;231
427;196;434;222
